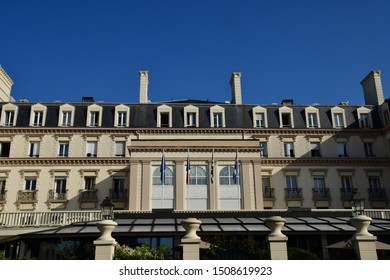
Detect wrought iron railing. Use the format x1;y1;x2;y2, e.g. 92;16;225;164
78;189;98;200
262;187;275;199
109;189;128;200
0;190;6;201
340;188;358;201
284;188;303;199
312;188;330;199
48;189;68;200
368;189;387;200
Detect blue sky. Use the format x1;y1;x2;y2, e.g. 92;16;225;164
1;0;389;105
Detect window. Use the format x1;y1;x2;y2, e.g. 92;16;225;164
160;113;170;127
341;176;353;201
89;111;99;127
25;178;37;191
286;175;298;197
213;113;223;128
337;142;348;157
187;112;197;127
113;178;126;199
86;141;97;157
184;105;199;128
33;111;44;126
255;113;265;128
218;166;242;210
333;113;344;128
152;166;175;209
58;142;69;157
307;113;318;128
0;179;6;199
310;142;321;157
262;176;272;198
115;141;126;157
364;142;374;157
84;177;96;190
29;142;40;157
152;166;174;185
114;105;130;127
369;177;381;198
284;142;295;157
58;104;75;127
210;105;225;128
0;142;10;157
186;166;208;210
260;142;268;157
117;112;127;127
313;176;326;198
281;113;292;127
359;113;370;128
54;178;67;199
61;111;72;127
219;166;240;185
4;111;15;126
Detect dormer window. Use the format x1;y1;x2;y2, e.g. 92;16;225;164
357;107;372;128
210;105;225;128
279;106;294;128
0;103;18;127
29;104;47;127
331;107;346;128
157;105;172;128
252;106;267;128
58;104;75;127
115;104;130;127
87;104;103;127
305;106;320;128
184;105;199;128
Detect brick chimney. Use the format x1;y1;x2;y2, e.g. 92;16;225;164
0;66;14;102
139;71;149;103
360;70;384;105
230;72;242;105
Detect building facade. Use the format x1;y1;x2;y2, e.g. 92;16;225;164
1;66;390;259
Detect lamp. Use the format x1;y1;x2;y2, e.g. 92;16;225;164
100;197;114;220
350;197;365;215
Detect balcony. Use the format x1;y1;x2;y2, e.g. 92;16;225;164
284;188;303;200
340;188;358;202
109;188;129;209
368;189;387;200
312;188;330;201
48;189;69;210
78;189;98;209
262;187;275;199
16;190;38;210
0;190;6;211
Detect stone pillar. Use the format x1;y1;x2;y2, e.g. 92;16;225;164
349;215;378;260
265;216;288;260
94;219;118;260
180;218;202;260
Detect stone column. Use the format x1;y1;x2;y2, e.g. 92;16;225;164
349;215;378;260
265;216;288;260
180;218;202;260
94;219;118;260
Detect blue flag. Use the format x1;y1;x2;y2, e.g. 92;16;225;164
160;150;166;184
233;150;238;184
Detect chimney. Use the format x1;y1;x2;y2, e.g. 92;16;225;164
139;71;149;103
230;72;242;105
360;70;384;105
0;65;14;102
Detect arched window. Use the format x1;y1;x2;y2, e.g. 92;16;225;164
189;166;207;185
152;166;174;185
219;166;239;185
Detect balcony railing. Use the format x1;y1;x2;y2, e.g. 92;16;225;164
312;188;330;200
17;190;38;202
340;188;358;201
368;189;387;200
109;189;128;200
284;188;303;199
262;187;275;199
48;189;68;201
78;189;98;200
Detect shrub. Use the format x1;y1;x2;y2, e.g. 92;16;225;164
113;243;170;260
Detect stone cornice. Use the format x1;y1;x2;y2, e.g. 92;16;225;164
261;157;390;166
0;158;132;166
0;127;384;137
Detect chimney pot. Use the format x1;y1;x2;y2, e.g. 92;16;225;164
139;71;149;103
230;72;242;105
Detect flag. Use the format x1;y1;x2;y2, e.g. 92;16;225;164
233;150;239;184
160;150;166;184
210;148;214;184
186;150;191;185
